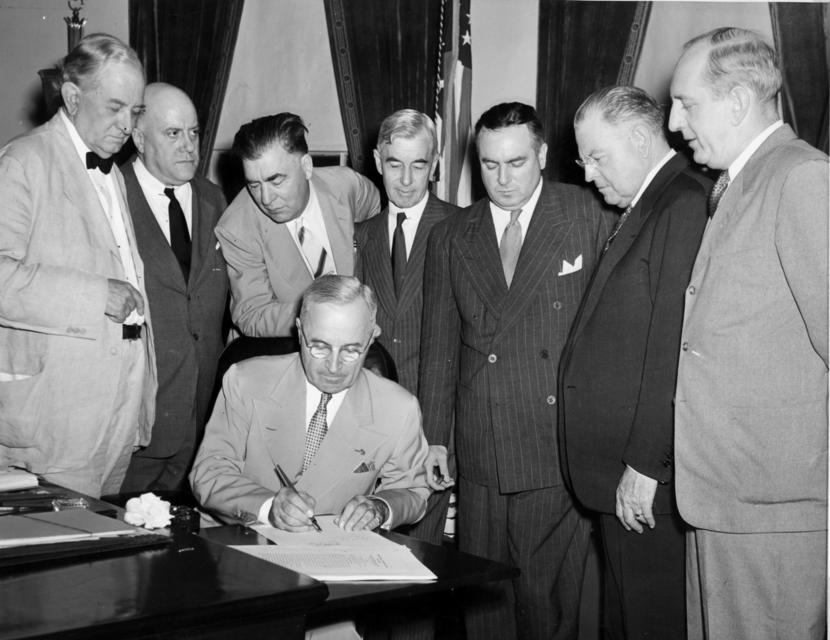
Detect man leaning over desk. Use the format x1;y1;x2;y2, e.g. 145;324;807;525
190;275;430;531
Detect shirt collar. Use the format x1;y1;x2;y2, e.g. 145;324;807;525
60;108;97;168
388;191;429;223
489;176;544;218
132;156;184;193
630;149;676;208
728;120;783;181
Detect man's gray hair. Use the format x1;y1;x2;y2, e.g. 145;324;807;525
299;275;378;326
376;109;438;157
682;27;781;103
574;85;665;136
61;33;143;88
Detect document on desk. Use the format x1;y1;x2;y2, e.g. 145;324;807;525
231;516;437;582
0;509;142;548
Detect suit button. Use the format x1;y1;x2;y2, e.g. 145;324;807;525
688;285;696;295
540;349;549;359
187;294;192;301
392;337;401;344
110;348;118;356
488;354;497;364
553;301;562;310
546;395;556;405
681;342;689;351
192;333;200;341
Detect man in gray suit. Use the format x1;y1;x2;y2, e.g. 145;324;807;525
420;102;614;639
120;83;229;493
669;28;827;640
217;113;381;337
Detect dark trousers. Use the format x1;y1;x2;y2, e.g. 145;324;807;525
460;478;592;640
598;512;687;640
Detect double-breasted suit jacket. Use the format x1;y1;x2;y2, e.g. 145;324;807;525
355;193;459;394
559;153;710;514
216;167;380;337
122;162;228;463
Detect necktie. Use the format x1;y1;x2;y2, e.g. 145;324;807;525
164;187;191;280
499;209;522;287
391;212;407;298
708;171;730;217
602;205;633;253
302;392;332;472
298;222;330;278
86;151;114;175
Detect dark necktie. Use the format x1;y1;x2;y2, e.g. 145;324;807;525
391;212;407;298
602;204;633;253
499;209;522;287
85;151;114;175
708;171;730;217
164;187;191;280
302;392;332;472
298;223;329;278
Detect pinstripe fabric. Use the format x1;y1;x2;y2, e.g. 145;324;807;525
419;179;615;639
355;194;459;394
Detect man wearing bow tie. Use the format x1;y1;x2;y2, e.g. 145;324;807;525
0;34;157;497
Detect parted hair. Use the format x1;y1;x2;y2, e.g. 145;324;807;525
61;33;143;88
475;102;545;151
299;275;378;327
232;112;309;160
574;85;665;136
682;27;781;103
376;109;438;157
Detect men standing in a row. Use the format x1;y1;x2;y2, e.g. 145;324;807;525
355;110;459;549
120;83;229;494
670;28;828;640
419;102;614;639
0;34;156;497
559;86;709;639
217;113;381;337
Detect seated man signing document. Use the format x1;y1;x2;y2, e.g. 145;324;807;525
190;275;430;531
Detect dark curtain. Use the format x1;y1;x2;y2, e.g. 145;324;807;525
129;0;244;175
324;0;441;182
770;3;829;154
537;1;651;184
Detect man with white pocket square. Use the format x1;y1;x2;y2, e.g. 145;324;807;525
419;102;614;640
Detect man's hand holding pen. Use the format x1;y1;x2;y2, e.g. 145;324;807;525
268;486;320;532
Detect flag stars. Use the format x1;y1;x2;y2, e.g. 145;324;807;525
462;30;471;46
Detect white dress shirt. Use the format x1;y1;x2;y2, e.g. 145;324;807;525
288;185;336;274
131;157;193;244
489;176;544;244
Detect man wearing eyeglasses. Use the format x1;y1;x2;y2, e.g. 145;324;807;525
190;275;431;532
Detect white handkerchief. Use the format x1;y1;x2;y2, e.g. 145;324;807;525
557;254;583;276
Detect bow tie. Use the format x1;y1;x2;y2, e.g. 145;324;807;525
86;151;114;175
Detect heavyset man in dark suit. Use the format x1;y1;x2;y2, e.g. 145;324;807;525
419;102;614;639
0;34;157;497
355;109;459;548
120;83;229;493
669;28;827;639
559;86;709;639
216;113;380;337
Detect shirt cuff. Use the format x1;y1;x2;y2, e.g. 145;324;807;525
367;496;393;530
258;497;274;525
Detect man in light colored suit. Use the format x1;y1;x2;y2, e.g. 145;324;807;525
560;86;710;639
217;113;381;337
0;34;157;497
669;27;828;640
355;109;459;548
191;275;430;531
419;102;615;639
120;83;229;494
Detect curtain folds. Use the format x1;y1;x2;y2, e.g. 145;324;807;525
536;1;651;184
770;2;829;154
128;0;244;175
323;0;441;177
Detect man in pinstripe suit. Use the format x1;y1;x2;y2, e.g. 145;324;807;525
419;102;614;640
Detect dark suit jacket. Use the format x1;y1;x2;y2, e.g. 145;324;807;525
419;180;615;492
123;162;229;458
558;153;709;515
355;193;459;394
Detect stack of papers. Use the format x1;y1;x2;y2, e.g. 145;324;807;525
231;516;437;582
0;509;143;548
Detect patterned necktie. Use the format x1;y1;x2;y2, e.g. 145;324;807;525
602;205;633;253
499;209;522;287
298;221;330;278
708;171;730;217
391;212;407;298
302;392;332;472
164;187;191;280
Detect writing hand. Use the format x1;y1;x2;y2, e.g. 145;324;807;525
269;487;317;532
615;464;658;534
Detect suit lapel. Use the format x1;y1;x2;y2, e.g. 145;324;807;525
455;199;507;319
188;179;222;291
365;210;397;318
395;194;445;316
314;175;354;274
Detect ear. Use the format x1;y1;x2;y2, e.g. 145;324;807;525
373;148;383;176
300;153;313;180
131;127;145;155
537;142;549;171
728;85;751;126
428;154;439;181
60;82;82;117
629;123;651;158
371;323;382;340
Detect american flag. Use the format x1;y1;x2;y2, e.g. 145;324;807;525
434;0;473;207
